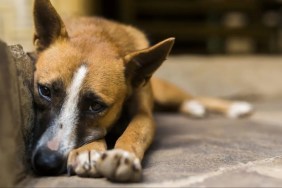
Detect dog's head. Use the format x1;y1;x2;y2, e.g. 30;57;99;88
31;0;174;175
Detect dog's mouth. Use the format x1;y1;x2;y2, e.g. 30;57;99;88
31;146;67;176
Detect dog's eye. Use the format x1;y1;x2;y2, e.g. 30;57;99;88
38;84;51;101
88;102;104;113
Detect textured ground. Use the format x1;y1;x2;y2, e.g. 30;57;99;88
22;100;282;187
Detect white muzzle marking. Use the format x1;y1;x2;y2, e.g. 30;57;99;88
39;65;88;154
57;65;88;151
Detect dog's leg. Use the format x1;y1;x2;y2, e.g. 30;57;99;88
95;115;154;182
152;77;253;118
67;139;106;177
152;77;207;117
195;96;253;118
94;86;155;182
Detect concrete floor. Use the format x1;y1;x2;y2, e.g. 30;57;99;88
23;100;282;187
156;55;282;100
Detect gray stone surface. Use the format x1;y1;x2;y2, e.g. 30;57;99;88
193;157;282;187
156;56;282;100
9;45;35;170
23;100;282;187
9;45;34;135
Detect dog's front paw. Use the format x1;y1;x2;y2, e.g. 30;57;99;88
67;149;102;178
96;149;142;182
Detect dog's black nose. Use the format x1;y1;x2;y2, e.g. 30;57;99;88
32;146;66;175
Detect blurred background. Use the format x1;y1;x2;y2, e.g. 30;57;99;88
1;0;282;54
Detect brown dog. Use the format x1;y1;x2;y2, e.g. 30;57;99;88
31;0;253;182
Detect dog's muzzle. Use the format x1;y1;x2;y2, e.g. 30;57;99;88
32;146;66;175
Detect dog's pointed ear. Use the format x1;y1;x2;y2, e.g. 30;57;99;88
33;0;69;52
125;38;175;87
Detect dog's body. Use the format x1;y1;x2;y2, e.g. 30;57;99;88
31;0;253;182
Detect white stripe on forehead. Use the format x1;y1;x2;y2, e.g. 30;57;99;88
59;65;88;124
58;65;88;144
36;65;88;154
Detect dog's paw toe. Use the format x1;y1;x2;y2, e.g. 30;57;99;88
227;101;254;118
181;100;206;118
67;150;102;178
96;149;142;182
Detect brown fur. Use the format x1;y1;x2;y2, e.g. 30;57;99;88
31;0;253;182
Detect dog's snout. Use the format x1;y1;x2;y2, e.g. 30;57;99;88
32;146;66;175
